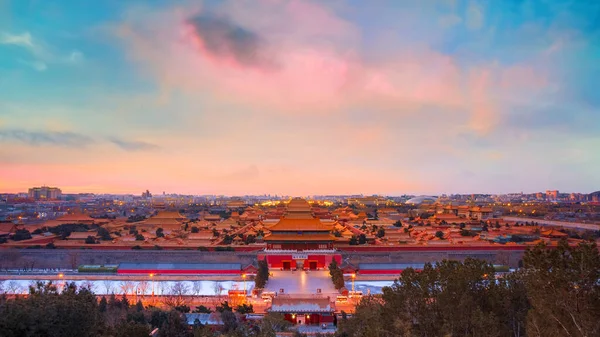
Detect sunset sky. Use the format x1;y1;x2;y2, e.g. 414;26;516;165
1;0;599;195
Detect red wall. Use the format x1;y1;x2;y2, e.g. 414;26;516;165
338;245;528;252
258;254;341;269
117;269;240;275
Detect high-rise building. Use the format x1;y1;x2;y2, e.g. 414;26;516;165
28;186;62;200
546;190;559;200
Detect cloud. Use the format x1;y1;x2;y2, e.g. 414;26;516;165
0;32;35;49
187;14;274;69
0;129;160;152
466;1;484;30
68;50;84;63
1;31;85;69
17;59;47;71
0;129;93;147
108;138;160;151
439;14;462;28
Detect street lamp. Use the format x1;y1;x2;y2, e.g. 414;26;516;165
242;274;247;294
351;273;356;293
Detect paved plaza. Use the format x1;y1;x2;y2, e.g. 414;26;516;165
265;270;337;295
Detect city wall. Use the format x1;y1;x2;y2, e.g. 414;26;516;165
0;247;526;270
0;249;257;270
340;249;525;268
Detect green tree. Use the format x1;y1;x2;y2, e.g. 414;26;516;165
99;296;108;313
358;234;367;244
156;228;164;238
235;303;254;314
349;236;358;245
159;310;191;337
114;321;151;337
328;259;345;290
97;227;112;240
435;230;444;239
194;305;212;313
523;241;600;336
255;259;270;289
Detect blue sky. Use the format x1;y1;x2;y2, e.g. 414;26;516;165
0;0;599;195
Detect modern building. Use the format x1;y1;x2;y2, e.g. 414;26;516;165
546;190;559;201
28;186;62;200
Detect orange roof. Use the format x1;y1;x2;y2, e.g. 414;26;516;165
264;233;336;242
151;211;186;220
57;213;95;222
268;218;332;232
67;231;97;239
142;218;183;226
540;229;568;237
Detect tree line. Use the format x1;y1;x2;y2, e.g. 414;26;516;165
0;281;292;337
336;241;600;337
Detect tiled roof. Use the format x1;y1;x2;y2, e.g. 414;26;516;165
269;297;334;313
268;218;332;232
57;213;95;222
264;233;336;242
118;263;241;270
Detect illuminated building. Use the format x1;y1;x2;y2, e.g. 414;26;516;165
28;186;62;200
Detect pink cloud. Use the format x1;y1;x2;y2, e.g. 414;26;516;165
116;0;550;137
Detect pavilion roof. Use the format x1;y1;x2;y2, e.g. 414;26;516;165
264;233;336;242
57;213;95;222
268;218;332;232
269;297;334;313
151;211;186;220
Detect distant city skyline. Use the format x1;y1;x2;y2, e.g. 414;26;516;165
2;185;598;197
1;1;599;195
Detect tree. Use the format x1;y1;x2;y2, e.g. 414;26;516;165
328;259;345;290
191;226;200;233
460;229;474;237
175;305;191;313
135;300;144;312
435;231;444;239
235;303;254;314
259;313;292;335
99;296;108;313
85;236;96;244
221;309;238;333
159;310;192;337
194;305;212;313
522;241;600;336
135;234;145;241
349;236;358;245
222;234;233;245
12;229;32;241
97;227;112;241
393;220;402;227
340;258;531;337
114;321;151;337
156;228;164;238
376;228;385;238
216;301;233;313
0;282;104;337
358;234;367;245
255;259;269;289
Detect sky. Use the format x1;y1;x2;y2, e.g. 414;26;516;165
0;0;599;196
